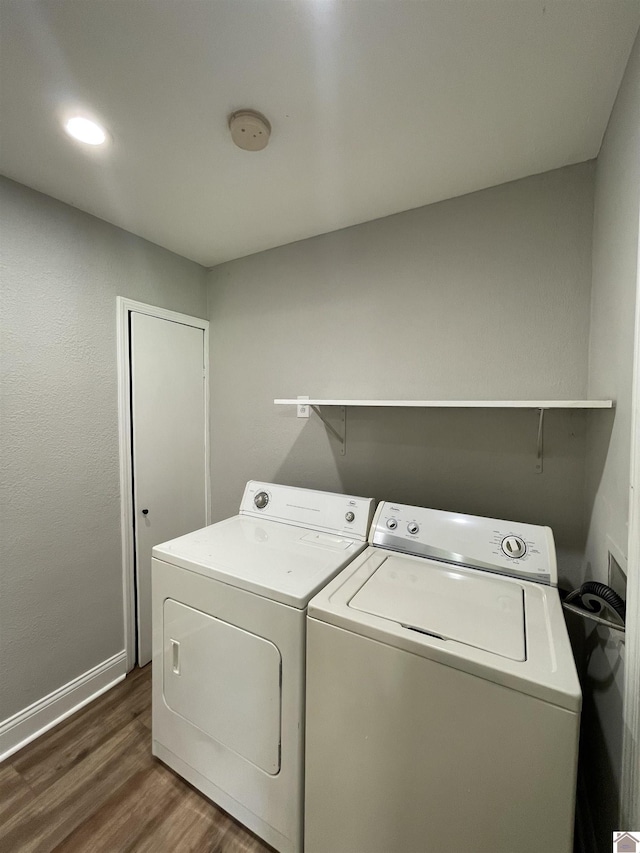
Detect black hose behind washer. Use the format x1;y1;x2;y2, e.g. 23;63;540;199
565;581;626;624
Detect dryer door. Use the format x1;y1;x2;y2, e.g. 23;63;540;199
163;599;282;774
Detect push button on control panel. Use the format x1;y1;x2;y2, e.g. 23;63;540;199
501;535;526;559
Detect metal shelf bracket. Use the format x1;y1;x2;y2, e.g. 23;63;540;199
311;405;347;455
535;408;545;474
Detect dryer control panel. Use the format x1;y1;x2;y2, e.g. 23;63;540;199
370;502;557;586
240;481;375;541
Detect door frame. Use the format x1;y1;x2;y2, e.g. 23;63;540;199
117;297;210;671
621;244;640;828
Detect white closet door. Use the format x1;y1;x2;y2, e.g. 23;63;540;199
131;312;207;666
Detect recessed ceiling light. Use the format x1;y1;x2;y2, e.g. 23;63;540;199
64;116;107;146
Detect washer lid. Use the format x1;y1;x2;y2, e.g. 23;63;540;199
348;555;526;661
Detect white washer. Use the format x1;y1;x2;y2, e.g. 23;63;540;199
305;501;582;853
151;481;375;853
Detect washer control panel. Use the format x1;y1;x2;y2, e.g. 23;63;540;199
240;481;375;540
371;502;556;585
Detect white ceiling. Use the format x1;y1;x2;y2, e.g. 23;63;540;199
1;1;638;267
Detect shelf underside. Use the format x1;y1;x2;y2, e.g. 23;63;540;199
274;399;613;409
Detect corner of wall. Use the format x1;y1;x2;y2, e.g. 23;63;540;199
580;25;640;847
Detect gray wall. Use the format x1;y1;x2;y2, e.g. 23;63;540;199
207;163;595;588
581;30;640;847
0;177;207;720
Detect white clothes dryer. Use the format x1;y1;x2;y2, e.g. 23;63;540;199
305;501;582;853
151;481;375;853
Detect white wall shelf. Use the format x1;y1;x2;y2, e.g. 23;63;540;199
274;399;614;409
274;397;614;470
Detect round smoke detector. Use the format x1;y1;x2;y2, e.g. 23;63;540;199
228;109;271;151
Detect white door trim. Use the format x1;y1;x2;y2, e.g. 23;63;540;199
620;235;640;828
117;297;210;671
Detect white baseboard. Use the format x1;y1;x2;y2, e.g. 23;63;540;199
0;650;127;763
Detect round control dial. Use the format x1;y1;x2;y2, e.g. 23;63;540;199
501;535;526;559
254;491;269;510
386;518;398;530
345;511;355;523
407;522;420;535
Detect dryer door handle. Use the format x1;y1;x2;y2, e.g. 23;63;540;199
170;639;180;675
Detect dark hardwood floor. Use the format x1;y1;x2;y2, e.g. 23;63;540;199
1;666;273;853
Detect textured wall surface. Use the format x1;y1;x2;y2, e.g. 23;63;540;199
207;163;595;587
0;177;207;720
582;30;640;847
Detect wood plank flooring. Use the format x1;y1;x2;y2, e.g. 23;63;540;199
1;666;273;853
